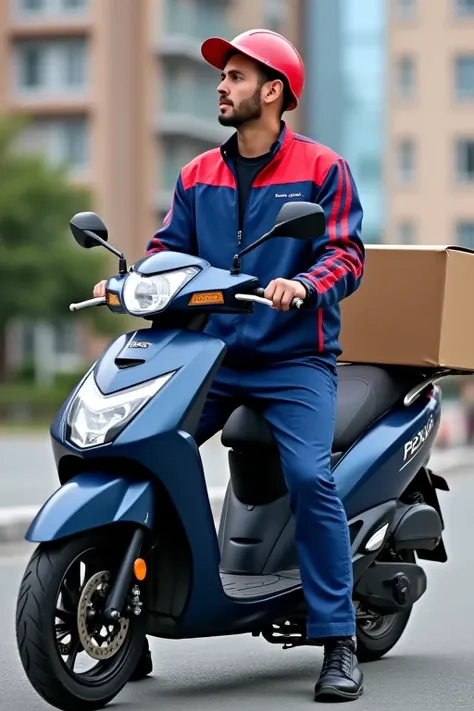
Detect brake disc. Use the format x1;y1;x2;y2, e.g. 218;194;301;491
77;570;130;660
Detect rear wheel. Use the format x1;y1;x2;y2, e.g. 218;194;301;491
16;530;146;711
356;551;415;662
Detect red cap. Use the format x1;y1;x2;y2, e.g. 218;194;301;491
201;29;305;111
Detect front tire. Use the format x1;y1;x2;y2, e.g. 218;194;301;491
16;530;146;711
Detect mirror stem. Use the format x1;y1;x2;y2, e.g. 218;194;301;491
83;229;127;273
230;254;241;275
229;231;272;274
118;257;128;275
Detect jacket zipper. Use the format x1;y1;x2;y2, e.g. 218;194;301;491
221;146;280;359
237;162;271;251
234;162;272;355
223;148;273;252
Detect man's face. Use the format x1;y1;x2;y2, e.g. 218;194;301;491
217;54;264;128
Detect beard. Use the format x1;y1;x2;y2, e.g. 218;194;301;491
218;87;262;127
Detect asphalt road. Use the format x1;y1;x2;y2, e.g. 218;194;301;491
1;468;474;710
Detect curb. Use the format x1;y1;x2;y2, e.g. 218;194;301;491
0;449;471;545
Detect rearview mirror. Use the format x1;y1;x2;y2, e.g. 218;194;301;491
229;201;327;275
271;201;326;240
69;211;128;274
70;211;109;249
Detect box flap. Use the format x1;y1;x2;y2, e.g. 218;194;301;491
365;244;474;254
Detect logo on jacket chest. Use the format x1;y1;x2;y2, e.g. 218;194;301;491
275;192;303;199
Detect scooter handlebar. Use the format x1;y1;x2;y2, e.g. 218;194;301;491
249;287;305;310
69;296;107;312
235;287;304;310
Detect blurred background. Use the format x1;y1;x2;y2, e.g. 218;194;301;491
0;0;473;449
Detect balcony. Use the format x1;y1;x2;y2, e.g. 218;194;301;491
12;0;90;20
9;0;91;37
157;0;234;62
157;75;232;143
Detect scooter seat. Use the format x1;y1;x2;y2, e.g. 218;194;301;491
221;364;423;453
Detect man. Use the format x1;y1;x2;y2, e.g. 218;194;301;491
94;29;365;702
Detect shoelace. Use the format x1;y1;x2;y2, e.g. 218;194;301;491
321;643;354;678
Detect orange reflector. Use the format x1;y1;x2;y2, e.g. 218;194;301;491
106;291;121;307
189;291;224;306
134;558;147;581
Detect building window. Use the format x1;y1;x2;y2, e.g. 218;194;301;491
397;138;416;183
16;0;88;17
54;321;79;356
455;0;474;16
15;39;88;95
263;0;285;33
162;64;219;121
454;55;474;100
162;141;199;191
61;0;87;9
456;221;474;249
63;40;86;86
455;138;474;182
396;0;416;19
398;220;416;244
396;56;415;100
19;116;89;171
61;117;88;167
20;0;45;10
19;43;44;88
163;0;231;43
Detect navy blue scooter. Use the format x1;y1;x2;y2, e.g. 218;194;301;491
16;202;455;710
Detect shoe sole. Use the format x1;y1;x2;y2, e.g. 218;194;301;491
314;685;364;702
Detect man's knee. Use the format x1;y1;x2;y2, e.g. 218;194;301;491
283;457;336;497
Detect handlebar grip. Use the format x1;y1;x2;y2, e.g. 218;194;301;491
69;296;107;311
254;288;305;310
291;297;304;310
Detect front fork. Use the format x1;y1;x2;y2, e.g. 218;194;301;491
102;527;146;623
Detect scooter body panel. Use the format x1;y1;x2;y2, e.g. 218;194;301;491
335;391;440;519
26;473;155;541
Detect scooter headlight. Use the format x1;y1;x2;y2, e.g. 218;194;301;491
67;370;174;448
122;268;199;316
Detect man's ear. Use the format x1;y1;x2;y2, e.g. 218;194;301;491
262;79;284;106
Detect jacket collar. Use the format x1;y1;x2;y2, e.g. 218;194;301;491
220;120;294;161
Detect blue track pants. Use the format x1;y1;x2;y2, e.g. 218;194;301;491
195;356;355;639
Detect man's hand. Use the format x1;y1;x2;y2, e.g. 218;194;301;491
93;280;107;298
264;278;307;312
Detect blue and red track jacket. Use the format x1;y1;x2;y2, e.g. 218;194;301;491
146;122;365;366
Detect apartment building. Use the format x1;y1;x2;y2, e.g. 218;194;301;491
0;0;303;369
0;0;303;262
386;0;474;245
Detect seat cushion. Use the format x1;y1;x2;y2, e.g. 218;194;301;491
221;364;423;453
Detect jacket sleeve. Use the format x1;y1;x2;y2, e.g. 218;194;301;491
145;171;197;255
293;158;365;309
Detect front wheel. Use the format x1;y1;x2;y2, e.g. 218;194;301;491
15;530;147;711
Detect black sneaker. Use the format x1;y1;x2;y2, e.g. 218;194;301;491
129;637;153;681
314;637;363;702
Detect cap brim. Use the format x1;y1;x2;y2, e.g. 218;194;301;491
201;37;237;70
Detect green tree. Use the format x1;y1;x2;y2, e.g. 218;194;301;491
0;116;117;379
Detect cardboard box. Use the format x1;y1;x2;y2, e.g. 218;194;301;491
338;244;474;371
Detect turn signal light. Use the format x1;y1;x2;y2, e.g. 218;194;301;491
133;558;147;581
